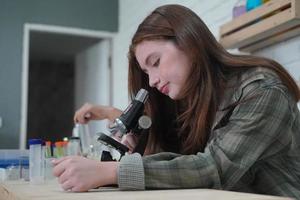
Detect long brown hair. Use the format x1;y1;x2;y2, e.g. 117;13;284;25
128;4;300;154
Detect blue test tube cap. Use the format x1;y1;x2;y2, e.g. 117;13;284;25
28;138;43;145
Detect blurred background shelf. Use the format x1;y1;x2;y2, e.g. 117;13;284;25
219;0;300;52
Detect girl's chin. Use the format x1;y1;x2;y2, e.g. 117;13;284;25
168;93;180;100
169;91;186;100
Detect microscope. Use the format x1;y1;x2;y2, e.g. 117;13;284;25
97;88;151;161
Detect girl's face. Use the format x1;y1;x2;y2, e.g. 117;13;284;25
135;40;191;100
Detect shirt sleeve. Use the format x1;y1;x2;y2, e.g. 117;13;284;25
118;84;294;190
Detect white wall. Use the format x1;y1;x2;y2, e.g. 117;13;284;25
75;40;111;134
112;0;300;109
254;36;300;83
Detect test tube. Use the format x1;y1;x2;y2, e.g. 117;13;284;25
62;140;68;156
44;141;55;181
76;124;93;156
67;137;82;156
28;139;44;184
45;141;52;158
54;142;64;158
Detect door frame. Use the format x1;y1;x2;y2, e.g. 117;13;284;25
20;23;115;149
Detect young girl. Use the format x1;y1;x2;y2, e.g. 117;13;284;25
53;4;300;198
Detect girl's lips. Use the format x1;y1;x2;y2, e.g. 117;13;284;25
160;84;169;94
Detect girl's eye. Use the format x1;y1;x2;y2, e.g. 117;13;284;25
153;58;160;67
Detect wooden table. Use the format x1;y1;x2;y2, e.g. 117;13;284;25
0;180;293;200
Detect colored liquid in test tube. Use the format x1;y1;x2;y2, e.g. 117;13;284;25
54;142;64;158
45;141;52;158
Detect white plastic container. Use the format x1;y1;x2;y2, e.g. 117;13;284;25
28;139;44;184
0;149;29;181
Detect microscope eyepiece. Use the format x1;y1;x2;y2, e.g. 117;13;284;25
135;88;149;103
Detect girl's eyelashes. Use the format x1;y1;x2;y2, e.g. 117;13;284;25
142;69;148;74
153;58;160;67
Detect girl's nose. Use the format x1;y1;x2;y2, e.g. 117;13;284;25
149;73;160;88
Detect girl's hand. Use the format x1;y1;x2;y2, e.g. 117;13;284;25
112;131;139;154
121;133;139;153
74;103;122;124
52;156;118;192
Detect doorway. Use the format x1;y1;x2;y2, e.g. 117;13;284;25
20;24;114;149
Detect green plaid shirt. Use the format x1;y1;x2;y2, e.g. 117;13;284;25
118;67;300;199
